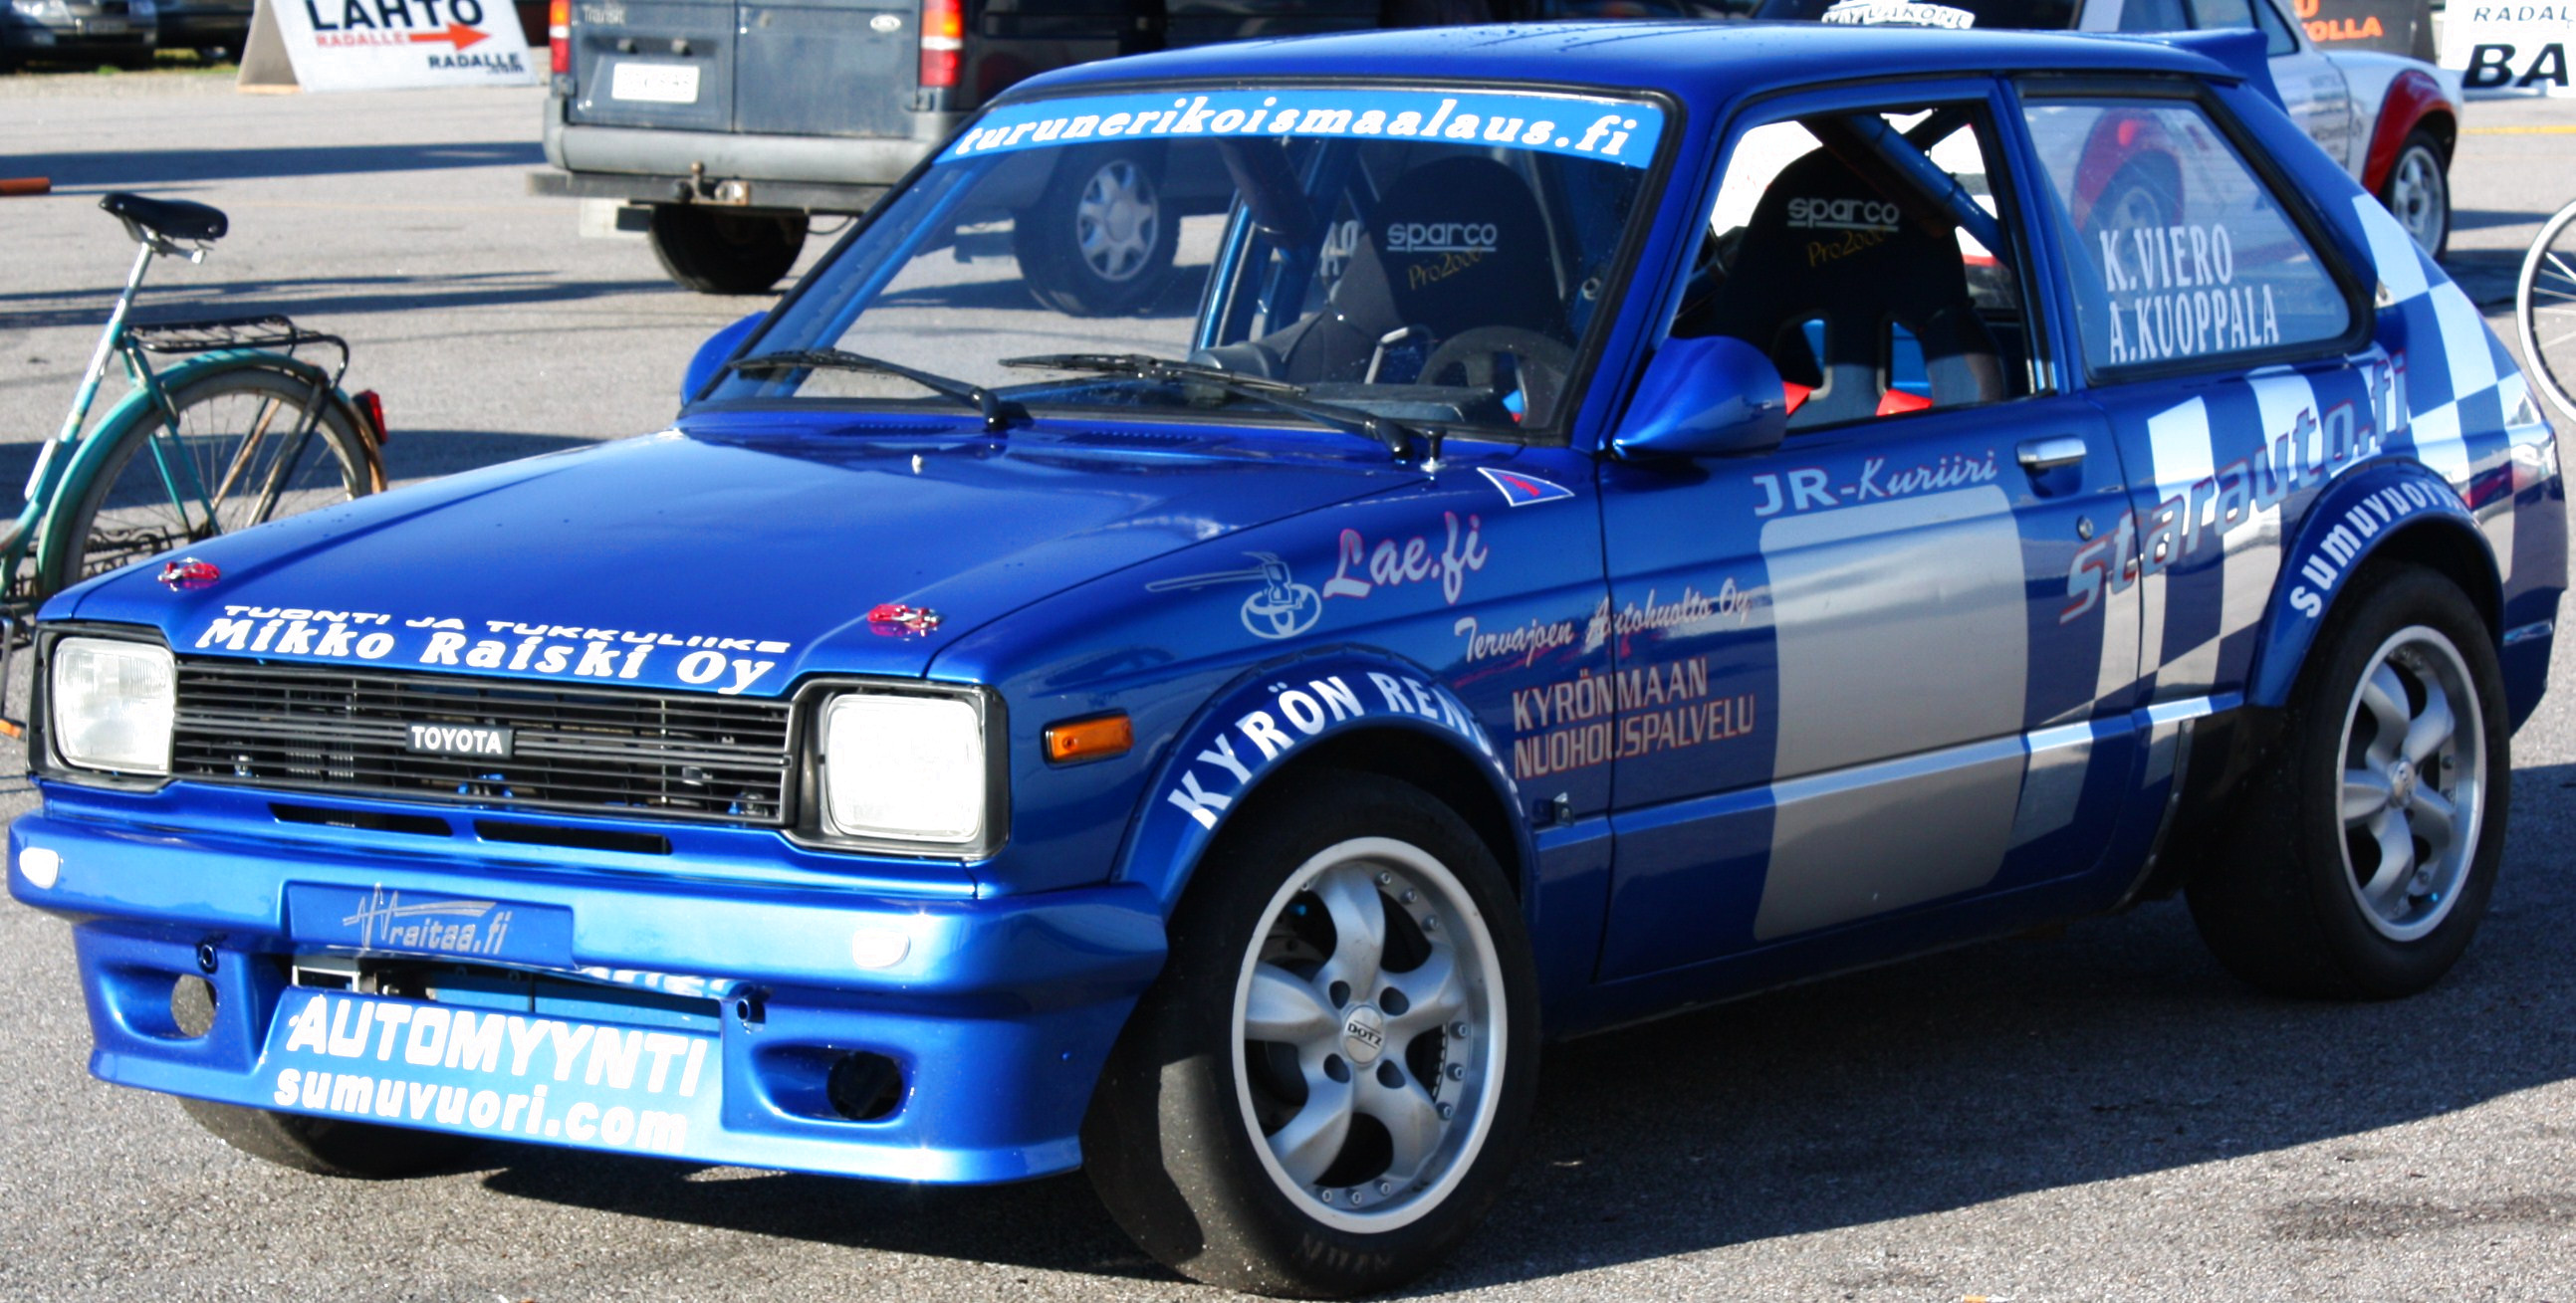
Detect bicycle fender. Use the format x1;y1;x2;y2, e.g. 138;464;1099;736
2245;459;2492;708
1111;648;1529;913
36;352;376;585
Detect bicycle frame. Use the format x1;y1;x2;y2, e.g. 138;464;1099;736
5;235;355;609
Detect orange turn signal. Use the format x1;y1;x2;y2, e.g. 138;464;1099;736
1045;713;1132;764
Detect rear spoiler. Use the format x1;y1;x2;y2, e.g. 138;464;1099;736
2115;28;2284;109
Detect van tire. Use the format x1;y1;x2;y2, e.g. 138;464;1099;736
648;204;808;295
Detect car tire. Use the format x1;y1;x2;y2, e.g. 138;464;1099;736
2378;129;2451;260
1013;147;1176;317
178;1096;483;1179
2187;563;2508;999
646;204;808;296
1083;770;1537;1298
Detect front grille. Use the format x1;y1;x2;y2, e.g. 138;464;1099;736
172;662;797;826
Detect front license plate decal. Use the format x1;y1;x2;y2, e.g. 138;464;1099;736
285;882;575;967
260;989;719;1158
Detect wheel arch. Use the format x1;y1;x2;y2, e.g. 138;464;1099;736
1110;650;1534;917
2248;460;2496;709
2359;70;2454;194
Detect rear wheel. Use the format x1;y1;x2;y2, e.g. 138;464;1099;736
2187;564;2508;998
647;204;808;295
40;362;374;595
1084;771;1536;1297
2378;129;2451;259
179;1097;479;1179
1014;148;1175;317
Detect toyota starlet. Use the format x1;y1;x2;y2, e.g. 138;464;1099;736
12;20;2561;1297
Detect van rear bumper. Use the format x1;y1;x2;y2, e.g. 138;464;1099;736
540;109;962;212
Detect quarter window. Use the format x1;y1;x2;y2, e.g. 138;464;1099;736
2021;98;2351;372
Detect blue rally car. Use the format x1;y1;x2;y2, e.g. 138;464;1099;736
12;19;2563;1297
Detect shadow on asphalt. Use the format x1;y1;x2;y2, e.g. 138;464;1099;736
2455;205;2562;234
0;273;672;332
457;760;2576;1292
17;142;547;191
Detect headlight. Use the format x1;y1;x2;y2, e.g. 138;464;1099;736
817;691;987;846
12;0;72;20
50;637;175;775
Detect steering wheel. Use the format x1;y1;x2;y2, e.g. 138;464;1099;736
1420;326;1577;424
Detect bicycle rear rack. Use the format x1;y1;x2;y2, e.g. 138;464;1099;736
127;315;351;382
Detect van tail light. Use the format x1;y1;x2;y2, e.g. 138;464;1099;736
918;0;960;90
549;0;571;76
351;389;389;445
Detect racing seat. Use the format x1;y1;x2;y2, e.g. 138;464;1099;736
1256;156;1566;385
1681;144;2003;427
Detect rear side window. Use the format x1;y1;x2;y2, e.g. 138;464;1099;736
2187;0;2299;55
2020;98;2351;372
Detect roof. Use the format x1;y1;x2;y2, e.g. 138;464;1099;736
1005;21;2233;109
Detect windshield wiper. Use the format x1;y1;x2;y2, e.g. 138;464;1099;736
1000;352;1429;462
725;347;1022;433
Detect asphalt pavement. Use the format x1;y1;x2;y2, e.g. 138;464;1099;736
4;66;2576;1302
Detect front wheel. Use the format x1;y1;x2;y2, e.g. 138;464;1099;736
2187;564;2509;998
1083;771;1537;1298
39;361;376;596
179;1097;480;1179
2377;129;2451;259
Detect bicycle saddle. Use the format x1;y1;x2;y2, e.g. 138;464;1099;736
100;192;227;243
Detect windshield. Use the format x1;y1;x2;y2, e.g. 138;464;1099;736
704;86;1667;440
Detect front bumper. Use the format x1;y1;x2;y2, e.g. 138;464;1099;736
10;787;1165;1184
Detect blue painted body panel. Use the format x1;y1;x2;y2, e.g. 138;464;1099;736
11;21;2562;1183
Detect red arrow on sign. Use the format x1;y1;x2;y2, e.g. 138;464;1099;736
407;22;490;50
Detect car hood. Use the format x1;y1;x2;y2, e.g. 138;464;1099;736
62;418;1409;696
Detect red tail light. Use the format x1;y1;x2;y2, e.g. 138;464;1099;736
352;389;389;445
549;0;571;76
918;0;960;90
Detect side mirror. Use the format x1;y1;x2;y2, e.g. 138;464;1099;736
682;312;766;406
1612;334;1788;460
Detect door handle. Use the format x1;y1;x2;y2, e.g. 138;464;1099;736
2016;436;2086;472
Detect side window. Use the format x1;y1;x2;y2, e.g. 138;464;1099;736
2020;98;2352;372
1675;102;2041;428
2188;0;2298;55
2115;0;2190;30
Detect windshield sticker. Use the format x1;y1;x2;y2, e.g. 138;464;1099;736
2095;222;2284;365
188;607;793;696
1821;0;1978;26
945;89;1664;168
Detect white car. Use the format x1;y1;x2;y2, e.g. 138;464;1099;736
1756;0;2464;254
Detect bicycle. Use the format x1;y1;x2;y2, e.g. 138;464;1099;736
2516;196;2576;426
0;191;390;730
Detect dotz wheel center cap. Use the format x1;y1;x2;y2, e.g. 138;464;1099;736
1341;1004;1387;1065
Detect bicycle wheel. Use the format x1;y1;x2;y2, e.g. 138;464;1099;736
40;361;374;595
2516;199;2576;425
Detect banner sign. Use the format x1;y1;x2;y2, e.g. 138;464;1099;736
238;0;539;92
2440;1;2576;98
2293;0;2436;60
